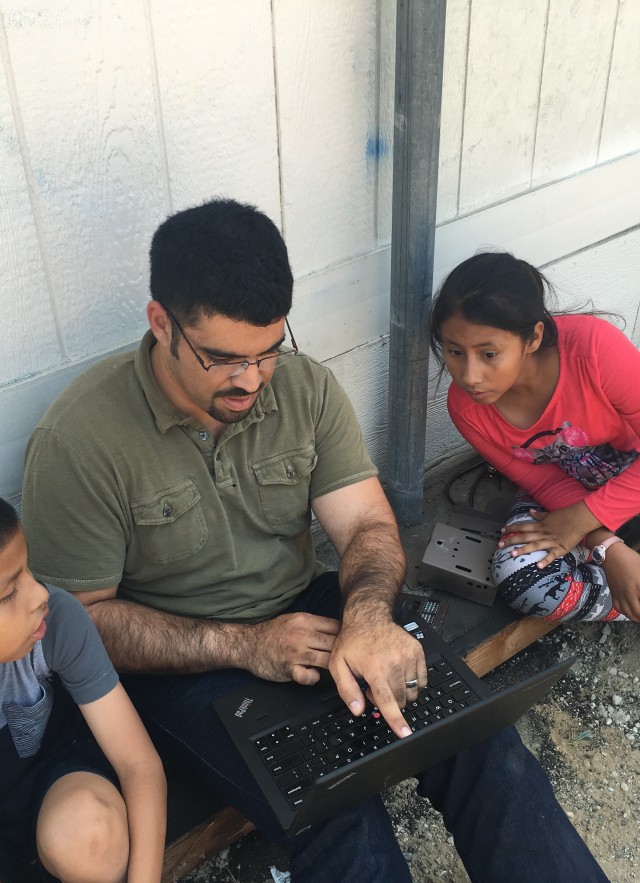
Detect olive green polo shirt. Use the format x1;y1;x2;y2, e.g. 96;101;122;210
22;331;378;621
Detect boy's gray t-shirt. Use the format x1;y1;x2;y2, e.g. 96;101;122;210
0;585;118;758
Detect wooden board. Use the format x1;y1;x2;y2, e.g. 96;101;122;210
2;0;166;357
273;0;381;276
0;38;61;383
461;616;556;677
532;0;618;187
162;807;254;883
436;0;470;223
599;0;640;162
459;0;547;214
151;0;281;220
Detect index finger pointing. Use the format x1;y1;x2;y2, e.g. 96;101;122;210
368;681;412;739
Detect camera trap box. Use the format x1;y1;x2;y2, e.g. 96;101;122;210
447;505;503;539
417;518;500;606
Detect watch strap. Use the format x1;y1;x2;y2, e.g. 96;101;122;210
589;535;624;564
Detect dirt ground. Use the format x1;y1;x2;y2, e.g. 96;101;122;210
181;619;640;883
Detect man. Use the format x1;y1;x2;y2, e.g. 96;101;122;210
22;199;607;882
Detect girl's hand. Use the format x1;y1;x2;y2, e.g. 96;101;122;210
498;506;598;569
602;542;640;621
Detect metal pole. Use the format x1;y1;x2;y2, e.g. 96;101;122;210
386;0;446;525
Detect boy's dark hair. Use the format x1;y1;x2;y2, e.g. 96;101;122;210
429;252;558;367
149;199;293;328
0;498;20;553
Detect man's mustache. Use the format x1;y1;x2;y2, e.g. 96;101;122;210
214;383;264;399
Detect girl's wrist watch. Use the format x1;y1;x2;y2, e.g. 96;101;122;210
588;535;624;565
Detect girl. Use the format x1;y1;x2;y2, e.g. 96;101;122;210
429;251;640;623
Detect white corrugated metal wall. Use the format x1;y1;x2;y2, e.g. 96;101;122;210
1;0;639;496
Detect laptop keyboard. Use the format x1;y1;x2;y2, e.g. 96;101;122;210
252;656;480;808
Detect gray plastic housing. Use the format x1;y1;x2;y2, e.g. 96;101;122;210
417;521;499;606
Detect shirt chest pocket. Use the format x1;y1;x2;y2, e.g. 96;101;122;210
3;678;54;759
130;479;208;564
252;445;318;527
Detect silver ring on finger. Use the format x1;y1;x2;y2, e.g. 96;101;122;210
405;678;418;689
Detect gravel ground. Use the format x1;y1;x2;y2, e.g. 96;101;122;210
181;619;640;882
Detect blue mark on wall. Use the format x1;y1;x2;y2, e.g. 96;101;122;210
366;132;388;164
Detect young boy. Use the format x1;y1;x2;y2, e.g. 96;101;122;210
0;498;166;882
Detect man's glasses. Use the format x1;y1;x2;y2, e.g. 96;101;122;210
163;306;298;377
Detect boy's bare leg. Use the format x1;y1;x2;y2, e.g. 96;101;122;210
36;771;128;883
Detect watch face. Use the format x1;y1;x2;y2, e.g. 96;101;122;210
591;545;605;565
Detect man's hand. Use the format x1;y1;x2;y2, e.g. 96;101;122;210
497;503;601;569
328;618;428;739
311;477;415;737
247;613;340;684
602;542;640;621
76;588;340;677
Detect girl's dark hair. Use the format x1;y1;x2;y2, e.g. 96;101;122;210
429;252;558;366
0;498;20;553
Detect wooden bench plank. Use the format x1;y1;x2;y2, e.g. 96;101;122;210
162;807;254;883
462;616;556;678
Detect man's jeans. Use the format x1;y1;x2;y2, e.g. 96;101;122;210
122;573;608;883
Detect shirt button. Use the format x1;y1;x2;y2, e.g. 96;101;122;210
286;466;297;478
216;452;222;461
163;505;173;517
199;431;209;441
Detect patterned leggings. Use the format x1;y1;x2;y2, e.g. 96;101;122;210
492;497;627;622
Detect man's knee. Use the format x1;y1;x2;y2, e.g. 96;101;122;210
481;726;532;778
37;773;128;883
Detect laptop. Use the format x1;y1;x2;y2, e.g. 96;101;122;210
214;599;573;836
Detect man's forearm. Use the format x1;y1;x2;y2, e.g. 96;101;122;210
338;521;406;624
86;597;253;673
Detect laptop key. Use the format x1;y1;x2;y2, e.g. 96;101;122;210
277;726;296;740
338;744;357;759
277;769;299;788
428;667;455;687
265;738;304;763
442;678;465;694
285;777;313;799
324;750;342;764
293;722;311;735
273;751;304;773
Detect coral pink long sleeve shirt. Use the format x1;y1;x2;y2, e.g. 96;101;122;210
447;315;640;530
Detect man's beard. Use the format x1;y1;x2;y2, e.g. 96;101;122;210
207;384;264;424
